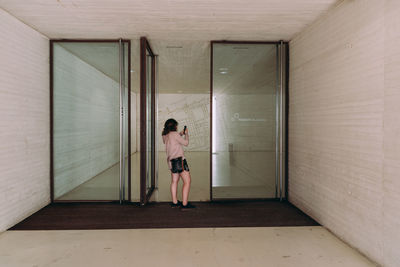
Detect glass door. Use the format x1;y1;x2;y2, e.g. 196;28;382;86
51;40;130;202
140;37;156;204
211;41;287;200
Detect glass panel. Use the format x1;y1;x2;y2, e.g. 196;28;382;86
146;51;153;195
53;41;129;201
212;43;277;199
123;43;129;200
154;56;159;190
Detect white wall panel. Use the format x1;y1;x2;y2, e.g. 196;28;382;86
0;9;49;231
157;94;210;152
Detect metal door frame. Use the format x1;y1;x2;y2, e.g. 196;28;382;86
140;37;157;204
209;40;289;201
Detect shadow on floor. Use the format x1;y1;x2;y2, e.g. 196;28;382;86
10;200;318;230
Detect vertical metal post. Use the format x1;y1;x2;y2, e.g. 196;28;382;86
119;38;124;204
275;44;280;199
154;55;159;189
122;41;126;202
279;41;284;201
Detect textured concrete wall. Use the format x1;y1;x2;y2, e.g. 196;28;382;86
383;1;400;266
289;1;400;266
0;9;50;231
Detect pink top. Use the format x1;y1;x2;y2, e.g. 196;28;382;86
162;131;189;169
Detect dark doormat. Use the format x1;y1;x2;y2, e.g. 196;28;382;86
10;200;318;230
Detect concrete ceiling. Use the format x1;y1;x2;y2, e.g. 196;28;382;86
1;0;339;94
152;39;211;94
0;0;339;41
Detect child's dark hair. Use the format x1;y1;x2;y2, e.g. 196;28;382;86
162;118;178;136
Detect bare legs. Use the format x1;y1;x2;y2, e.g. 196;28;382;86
170;173;180;204
181;171;191;206
170;171;191;205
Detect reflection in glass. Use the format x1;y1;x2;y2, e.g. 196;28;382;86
212;43;279;199
123;42;129;200
53;41;129;201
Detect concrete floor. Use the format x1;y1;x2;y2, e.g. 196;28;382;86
0;226;375;267
57;151;278;201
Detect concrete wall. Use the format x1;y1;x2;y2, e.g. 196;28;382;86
157;94;210;152
383;1;400;265
53;45;120;198
157;93;276;153
0;9;50;231
289;1;399;266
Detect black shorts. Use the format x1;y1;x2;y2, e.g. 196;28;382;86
170;157;190;173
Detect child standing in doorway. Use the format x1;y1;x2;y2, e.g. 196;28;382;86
162;118;195;210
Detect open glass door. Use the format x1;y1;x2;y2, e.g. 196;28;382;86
140;37;156;204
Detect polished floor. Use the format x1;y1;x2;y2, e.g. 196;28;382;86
57;151;278;202
57;154;137;201
0;227;376;267
212;151;277;199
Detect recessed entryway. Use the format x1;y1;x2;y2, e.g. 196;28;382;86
50;38;289;205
